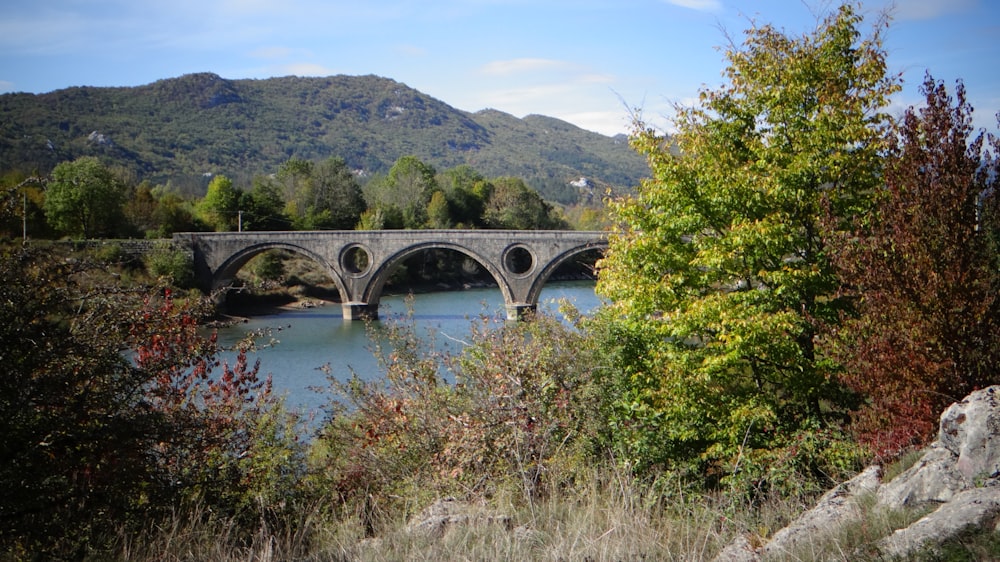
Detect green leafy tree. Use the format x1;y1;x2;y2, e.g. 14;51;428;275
275;157;365;230
123;180;160;237
44;156;128;238
438;165;488;227
198;174;242;231
827;76;1000;458
595;4;897;491
243;176;290;231
152;192;205;236
276;157;314;220
483;177;567;230
363;156;437;229
307;156;366;230
426;190;452;229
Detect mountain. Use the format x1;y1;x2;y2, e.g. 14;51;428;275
0;73;648;203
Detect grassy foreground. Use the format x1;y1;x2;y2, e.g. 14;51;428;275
104;463;987;562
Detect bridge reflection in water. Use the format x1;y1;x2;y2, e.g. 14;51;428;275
174;230;607;321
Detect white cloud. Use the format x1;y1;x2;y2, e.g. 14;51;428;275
479;58;569;76
562;110;634;136
663;0;722;12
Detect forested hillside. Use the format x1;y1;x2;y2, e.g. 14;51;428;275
0;73;647;203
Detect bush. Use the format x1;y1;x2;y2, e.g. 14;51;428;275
313;307;608;533
145;244;194;288
0;242;307;558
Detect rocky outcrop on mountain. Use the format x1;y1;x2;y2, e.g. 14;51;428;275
714;386;1000;561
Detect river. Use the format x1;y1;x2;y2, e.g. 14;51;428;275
213;281;602;424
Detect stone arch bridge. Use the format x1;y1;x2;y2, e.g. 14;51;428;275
173;230;607;321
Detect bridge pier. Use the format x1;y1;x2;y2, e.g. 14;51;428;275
342;302;379;321
506;303;537;321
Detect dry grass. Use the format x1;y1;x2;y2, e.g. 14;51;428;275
106;468;991;562
104;468;827;562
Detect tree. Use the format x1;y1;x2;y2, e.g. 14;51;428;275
243;176;290;231
274;157;365;230
0;241;304;556
152;192;205;236
276;157;313;221
198;174;241;231
438;165;488;227
426;190;452;229
595;4;897;490
123;181;160;237
483;177;567;230
363;156;437;229
44;156;127;238
307;156;366;229
827;75;1000;458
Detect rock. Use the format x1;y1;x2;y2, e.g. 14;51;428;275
712;467;881;562
712;534;760;562
405;497;512;538
876;442;969;508
878;487;1000;558
939;386;1000;482
762;465;882;559
713;386;1000;560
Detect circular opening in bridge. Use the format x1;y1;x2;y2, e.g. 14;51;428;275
341;244;372;276
503;245;535;276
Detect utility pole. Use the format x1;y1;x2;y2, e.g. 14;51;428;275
22;191;27;243
238;210;243;232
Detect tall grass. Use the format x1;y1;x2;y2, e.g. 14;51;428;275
104;466;834;562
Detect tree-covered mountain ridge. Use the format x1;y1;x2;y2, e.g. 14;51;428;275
0;72;649;203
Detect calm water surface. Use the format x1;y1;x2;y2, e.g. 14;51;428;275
213;281;602;422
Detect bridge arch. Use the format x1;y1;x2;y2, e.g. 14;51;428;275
175;230;608;321
523;244;605;308
362;242;511;310
210;242;347;301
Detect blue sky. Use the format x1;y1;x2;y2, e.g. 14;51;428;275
1;0;997;136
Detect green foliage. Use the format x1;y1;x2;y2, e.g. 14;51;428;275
145;244;195;288
483;176;569;230
825;76;1000;459
437;164;488;227
124;181;160;236
252;249;286;282
276;156;364;230
198;174;241;231
44;156;128;238
242;176;290;231
595;4;895;492
0;73;647;204
363;155;439;229
151;192;205;236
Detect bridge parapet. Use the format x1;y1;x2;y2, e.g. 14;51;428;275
173;230;607;321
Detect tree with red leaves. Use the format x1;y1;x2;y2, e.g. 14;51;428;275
0;239;304;557
827;74;1000;459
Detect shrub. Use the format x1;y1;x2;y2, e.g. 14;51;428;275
145;244;194;288
314;307;607;533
